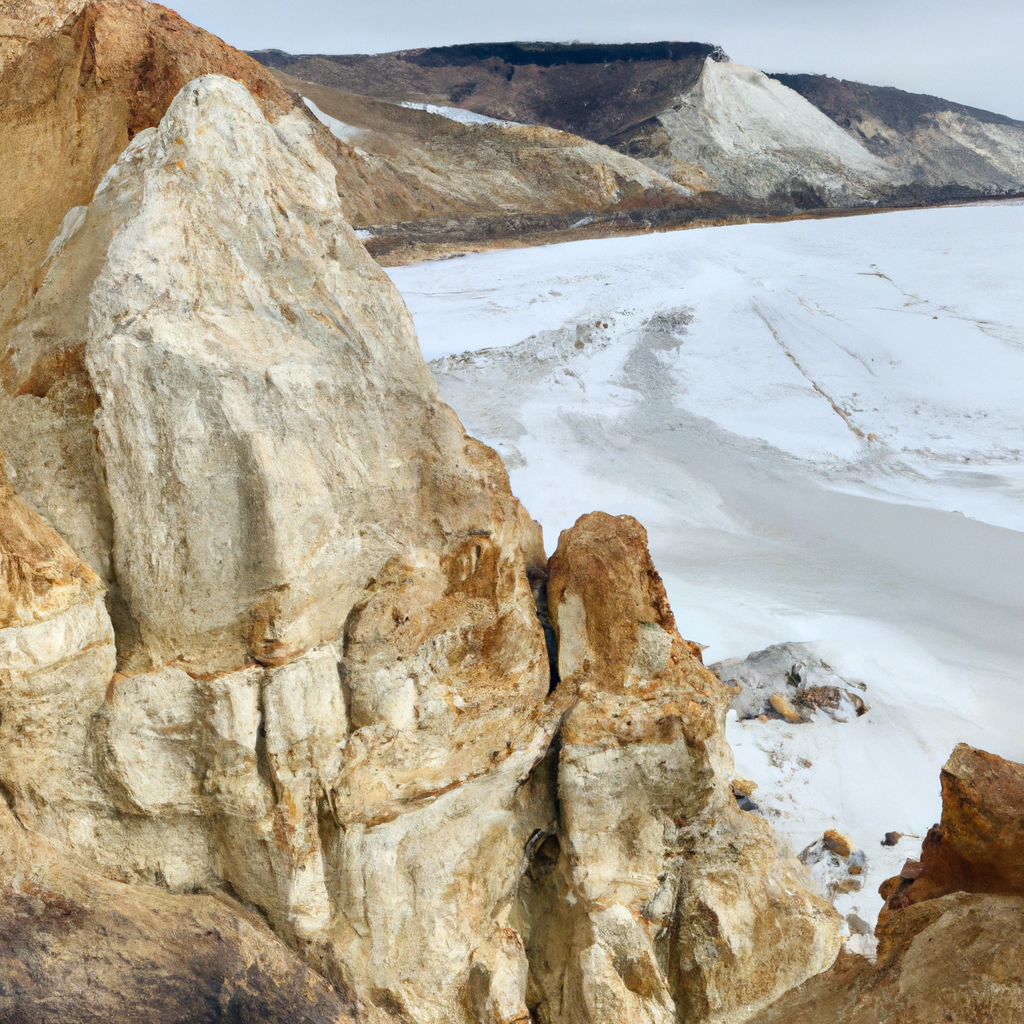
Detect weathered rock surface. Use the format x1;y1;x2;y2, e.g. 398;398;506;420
0;0;88;72
518;513;841;1024
751;893;1024;1024
1;39;846;1022
1;71;560;1020
0;0;291;335
753;747;1024;1024
878;743;1024;918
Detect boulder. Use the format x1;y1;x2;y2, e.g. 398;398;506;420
879;743;1024;919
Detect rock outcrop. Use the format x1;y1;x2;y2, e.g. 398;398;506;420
1;42;842;1022
519;513;841;1024
0;0;291;334
878;743;1024;918
752;746;1024;1024
711;642;868;723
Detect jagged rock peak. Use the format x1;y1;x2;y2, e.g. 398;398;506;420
3;73;544;677
534;512;842;1024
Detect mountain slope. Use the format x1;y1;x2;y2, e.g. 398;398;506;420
273;71;693;262
773;73;1024;197
609;57;896;204
252;42;1024;215
252;41;722;142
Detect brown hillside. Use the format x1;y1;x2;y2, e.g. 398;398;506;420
0;0;290;331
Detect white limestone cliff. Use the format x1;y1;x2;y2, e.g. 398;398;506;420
0;74;840;1023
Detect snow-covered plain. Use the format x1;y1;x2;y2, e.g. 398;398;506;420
387;203;1024;945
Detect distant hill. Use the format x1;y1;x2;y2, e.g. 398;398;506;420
251;43;1024;211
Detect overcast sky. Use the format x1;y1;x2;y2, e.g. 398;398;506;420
167;0;1024;120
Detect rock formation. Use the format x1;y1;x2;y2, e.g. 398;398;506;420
752;745;1024;1023
527;513;840;1024
0;0;291;335
0;64;842;1021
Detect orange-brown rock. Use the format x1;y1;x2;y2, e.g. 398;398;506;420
0;0;290;332
752;892;1024;1024
525;512;841;1024
879;743;1024;922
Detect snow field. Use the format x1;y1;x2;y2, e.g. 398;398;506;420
388;202;1024;944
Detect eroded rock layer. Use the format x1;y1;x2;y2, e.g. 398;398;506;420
0;64;841;1024
755;746;1024;1024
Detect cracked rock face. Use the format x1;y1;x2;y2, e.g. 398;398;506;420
526;513;841;1024
1;74;840;1023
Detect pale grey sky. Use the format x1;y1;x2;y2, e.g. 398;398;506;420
167;0;1024;120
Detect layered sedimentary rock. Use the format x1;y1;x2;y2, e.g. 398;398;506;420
520;513;841;1024
754;746;1024;1024
0;56;843;1022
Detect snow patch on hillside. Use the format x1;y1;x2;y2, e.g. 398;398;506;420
302;96;365;144
399;101;525;127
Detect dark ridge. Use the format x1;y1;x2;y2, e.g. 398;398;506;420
405;41;728;68
770;73;1024;133
246;48;298;69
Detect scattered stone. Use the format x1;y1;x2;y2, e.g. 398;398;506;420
800;832;866;901
710;642;868;723
823;829;854;859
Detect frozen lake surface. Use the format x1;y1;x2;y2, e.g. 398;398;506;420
388;202;1024;943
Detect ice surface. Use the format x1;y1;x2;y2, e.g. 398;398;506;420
388;203;1024;938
